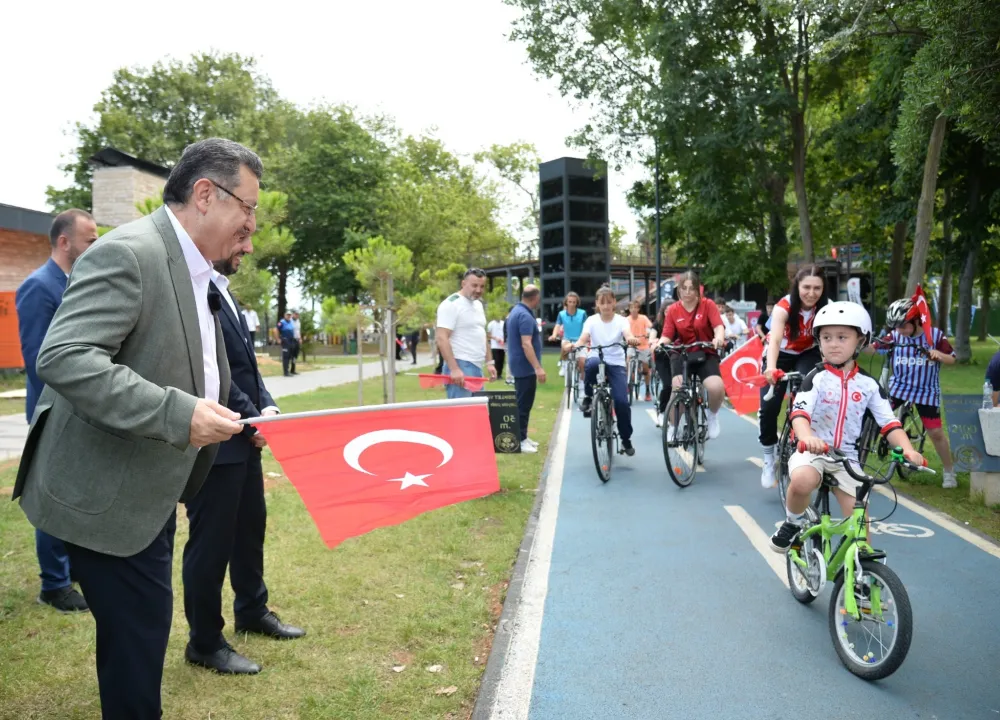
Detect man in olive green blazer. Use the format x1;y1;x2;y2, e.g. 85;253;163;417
13;138;263;720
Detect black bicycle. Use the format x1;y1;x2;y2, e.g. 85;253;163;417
765;370;807;510
564;347;580;410
587;343;630;483
657;341;714;488
857;338;930;479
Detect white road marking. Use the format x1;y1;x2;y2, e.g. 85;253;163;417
725;505;790;589
646;408;658;425
872;485;1000;560
747;457;764;468
489;402;572;718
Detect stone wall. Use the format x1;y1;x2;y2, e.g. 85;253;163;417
91;166;166;228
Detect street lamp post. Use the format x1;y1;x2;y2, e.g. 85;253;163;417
654;136;662;316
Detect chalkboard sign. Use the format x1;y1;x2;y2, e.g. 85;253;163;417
472;390;521;453
942;395;1000;472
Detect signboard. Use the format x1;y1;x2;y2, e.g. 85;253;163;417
847;278;862;305
472;390;522;453
942;395;1000;472
0;292;23;370
726;300;757;313
747;310;761;329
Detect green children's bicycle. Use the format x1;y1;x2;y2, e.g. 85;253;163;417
785;441;935;681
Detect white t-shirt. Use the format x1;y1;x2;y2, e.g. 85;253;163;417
487;320;505;350
724;316;747;339
582;314;630;367
242;308;260;331
436;292;487;364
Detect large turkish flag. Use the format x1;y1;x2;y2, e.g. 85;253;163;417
720;336;765;415
251;397;500;548
913;285;935;344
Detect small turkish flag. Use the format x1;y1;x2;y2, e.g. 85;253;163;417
720;336;765;415
913;285;934;345
417;374;487;391
252;398;500;548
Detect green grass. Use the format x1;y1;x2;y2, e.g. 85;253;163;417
0;358;563;720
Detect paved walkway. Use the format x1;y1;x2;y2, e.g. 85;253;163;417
0;353;434;461
481;398;1000;719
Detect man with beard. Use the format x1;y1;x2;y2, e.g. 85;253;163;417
435;267;497;398
13;138;256;718
181;245;304;675
15;208;98;613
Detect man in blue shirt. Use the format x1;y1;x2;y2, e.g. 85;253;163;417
507;285;547;453
987;347;1000;406
15;208;97;613
277;311;296;376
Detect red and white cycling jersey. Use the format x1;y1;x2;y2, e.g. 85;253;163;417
768;295;818;354
789;364;902;460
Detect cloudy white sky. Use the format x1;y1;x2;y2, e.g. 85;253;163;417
0;0;645;306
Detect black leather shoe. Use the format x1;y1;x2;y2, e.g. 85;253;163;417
235;611;306;640
184;643;261;675
38;586;89;613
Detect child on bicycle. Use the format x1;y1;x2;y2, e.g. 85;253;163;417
770;302;924;552
549;291;587;384
626;299;654;401
881;296;958;489
575;285;642;456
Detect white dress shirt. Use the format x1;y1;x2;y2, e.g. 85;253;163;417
212;270;278;415
165;206;220;403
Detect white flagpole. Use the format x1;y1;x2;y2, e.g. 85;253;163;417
237;396;488;425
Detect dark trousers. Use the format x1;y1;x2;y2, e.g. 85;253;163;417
514;375;537;442
758;347;823;446
66;513;176;720
183;455;269;654
409;334;419;364
248;330;256;346
281;338;294;375
36;528;71;592
654;351;673;414
492;349;506;377
584;359;633;441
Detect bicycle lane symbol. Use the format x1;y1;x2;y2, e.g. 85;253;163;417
771;521;935;538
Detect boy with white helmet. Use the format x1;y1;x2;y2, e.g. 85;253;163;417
770;302;925;552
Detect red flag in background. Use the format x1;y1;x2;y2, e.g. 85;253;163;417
719;336;766;414
417;374;487;392
913;285;934;345
252;398;499;548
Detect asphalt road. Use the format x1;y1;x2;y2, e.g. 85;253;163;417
487;395;1000;720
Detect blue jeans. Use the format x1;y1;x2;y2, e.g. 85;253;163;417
442;359;484;399
584;358;632;442
36;529;72;592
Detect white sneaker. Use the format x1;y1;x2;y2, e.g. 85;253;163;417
655;413;664;428
761;452;777;489
519;440;538;453
525;438;539;449
942;472;957;489
666;424;676;442
706;410;720;440
558;363;565;377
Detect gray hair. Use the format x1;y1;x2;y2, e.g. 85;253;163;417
162;137;263;205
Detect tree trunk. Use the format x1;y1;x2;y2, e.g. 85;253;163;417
887;221;907;302
979;274;991;342
955;244;977;363
790;111;814;263
387;276;396;404
906;113;948;296
277;259;289;317
766;174;789;292
357;316;364;406
937;263;951;333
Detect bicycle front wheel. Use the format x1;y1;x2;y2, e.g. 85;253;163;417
663;393;697;488
776;422;793;511
565;364;573;410
828;560;913;681
856;413;879;469
591;393;613;483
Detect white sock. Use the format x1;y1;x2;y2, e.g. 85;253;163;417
763;445;776;458
786;509;804;525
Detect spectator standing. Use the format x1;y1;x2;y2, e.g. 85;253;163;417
15;208;97;613
755;298;776;341
435;268;496;398
507;286;546;453
242;306;260;346
487;310;509;378
277;311;296;376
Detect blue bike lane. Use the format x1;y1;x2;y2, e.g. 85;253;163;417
481;400;1000;720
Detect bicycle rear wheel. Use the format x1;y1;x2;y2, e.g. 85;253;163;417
828;560;912;680
663;393;697;488
856;413;879;468
591;392;613;483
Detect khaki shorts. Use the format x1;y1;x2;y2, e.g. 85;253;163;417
627;348;652;365
787;451;862;496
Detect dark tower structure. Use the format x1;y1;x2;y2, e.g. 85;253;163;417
538;157;610;327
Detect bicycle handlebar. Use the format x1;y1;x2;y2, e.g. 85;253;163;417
872;336;932;359
655;341;715;354
762;370;805;402
795;440;935;484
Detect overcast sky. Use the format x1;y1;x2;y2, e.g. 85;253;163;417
0;0;645;307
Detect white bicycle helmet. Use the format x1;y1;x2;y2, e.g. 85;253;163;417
885;297;919;329
813;301;873;355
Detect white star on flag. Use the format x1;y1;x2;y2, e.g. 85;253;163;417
388;472;431;490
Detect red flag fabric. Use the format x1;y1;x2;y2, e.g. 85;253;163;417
720;336;765;414
417;374;487;391
252;398;500;548
913;285;934;345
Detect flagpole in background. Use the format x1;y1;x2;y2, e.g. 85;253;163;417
357;316;364;405
238;396;489;425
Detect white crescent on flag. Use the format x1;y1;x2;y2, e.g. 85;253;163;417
731;356;760;385
343;429;454;476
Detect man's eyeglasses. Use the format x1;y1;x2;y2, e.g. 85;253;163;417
464;268;486;279
208;179;257;216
